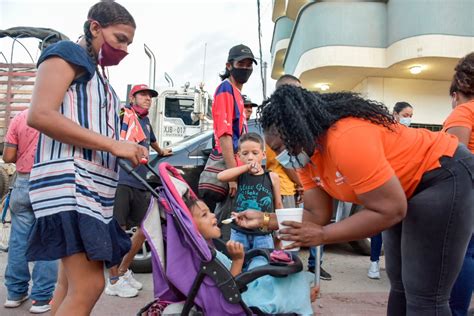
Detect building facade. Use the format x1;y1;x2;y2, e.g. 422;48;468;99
270;0;474;127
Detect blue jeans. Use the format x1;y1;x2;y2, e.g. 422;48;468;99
308;246;324;269
371;233;383;262
449;234;474;316
4;174;58;301
230;229;274;252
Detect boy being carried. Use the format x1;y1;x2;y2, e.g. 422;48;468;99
218;133;283;251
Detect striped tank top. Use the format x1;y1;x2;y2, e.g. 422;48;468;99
29;42;120;225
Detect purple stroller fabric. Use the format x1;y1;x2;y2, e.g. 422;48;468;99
141;163;247;315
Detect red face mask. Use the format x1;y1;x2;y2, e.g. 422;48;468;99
98;38;128;67
132;104;149;117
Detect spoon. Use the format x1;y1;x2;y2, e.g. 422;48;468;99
221;217;236;224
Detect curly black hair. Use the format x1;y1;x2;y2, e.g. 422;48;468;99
450;52;474;97
257;85;396;155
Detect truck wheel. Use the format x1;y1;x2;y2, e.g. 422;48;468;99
0;167;10;199
348;204;384;256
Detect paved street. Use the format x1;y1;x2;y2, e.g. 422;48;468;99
0;244;471;315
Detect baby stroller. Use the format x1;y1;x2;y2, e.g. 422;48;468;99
119;161;303;315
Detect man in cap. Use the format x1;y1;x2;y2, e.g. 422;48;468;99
199;44;256;240
242;94;258;121
105;84;171;298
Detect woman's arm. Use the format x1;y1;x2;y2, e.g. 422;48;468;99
269;172;283;210
233;186;334;231
28;57;146;165
279;176;407;248
446;126;471;147
217;164;250;182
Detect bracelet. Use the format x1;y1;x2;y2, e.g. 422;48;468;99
261;212;270;232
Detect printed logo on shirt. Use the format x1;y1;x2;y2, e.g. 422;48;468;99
335;171;346;185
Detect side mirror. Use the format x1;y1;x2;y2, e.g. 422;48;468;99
201;148;212;156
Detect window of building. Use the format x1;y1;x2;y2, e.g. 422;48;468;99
410;123;442;132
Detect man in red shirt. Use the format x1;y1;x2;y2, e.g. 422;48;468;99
206;44;256;240
3;110;58;314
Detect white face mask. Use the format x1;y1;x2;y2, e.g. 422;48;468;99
399;117;411;127
275;149;311;169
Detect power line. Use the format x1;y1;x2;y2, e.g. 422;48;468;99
257;0;266;100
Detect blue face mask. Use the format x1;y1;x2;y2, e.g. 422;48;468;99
275;149;311;169
399;117;411;127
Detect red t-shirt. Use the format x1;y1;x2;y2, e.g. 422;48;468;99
443;100;474;153
297;117;458;203
212;79;246;153
5;110;39;173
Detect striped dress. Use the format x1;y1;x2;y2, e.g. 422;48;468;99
26;41;130;267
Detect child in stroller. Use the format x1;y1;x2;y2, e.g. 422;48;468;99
182;190;319;315
122;161;319;315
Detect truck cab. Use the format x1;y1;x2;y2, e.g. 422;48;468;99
147;83;213;148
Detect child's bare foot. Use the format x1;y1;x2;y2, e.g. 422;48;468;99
310;285;320;302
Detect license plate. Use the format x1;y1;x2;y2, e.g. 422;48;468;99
163;125;185;137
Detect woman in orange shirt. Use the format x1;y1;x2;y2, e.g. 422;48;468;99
235;85;473;315
443;52;474;316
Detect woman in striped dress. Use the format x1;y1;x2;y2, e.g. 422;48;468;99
26;1;147;315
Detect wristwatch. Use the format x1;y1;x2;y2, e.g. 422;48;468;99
261;212;270;232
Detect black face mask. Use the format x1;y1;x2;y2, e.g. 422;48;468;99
230;67;253;84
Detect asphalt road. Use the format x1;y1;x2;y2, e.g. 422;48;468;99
0;244;471;315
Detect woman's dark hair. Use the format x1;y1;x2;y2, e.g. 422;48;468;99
219;60;233;81
257;85;396;156
450;52;474;97
238;132;264;150
83;0;136;64
393;101;412;114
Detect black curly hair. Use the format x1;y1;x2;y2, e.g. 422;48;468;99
257;85;396;156
450;52;474;98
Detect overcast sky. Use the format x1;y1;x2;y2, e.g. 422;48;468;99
0;0;276;104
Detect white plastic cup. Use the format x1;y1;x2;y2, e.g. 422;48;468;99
275;208;304;251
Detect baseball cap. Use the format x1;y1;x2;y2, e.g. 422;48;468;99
242;95;258;107
130;84;158;98
228;44;257;64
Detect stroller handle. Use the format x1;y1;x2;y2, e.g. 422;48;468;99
117;158;160;199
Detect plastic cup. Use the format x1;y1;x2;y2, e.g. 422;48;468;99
275;208;304;251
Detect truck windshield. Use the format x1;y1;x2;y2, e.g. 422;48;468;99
164;97;198;126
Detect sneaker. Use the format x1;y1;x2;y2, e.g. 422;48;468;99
4;294;29;308
308;266;332;281
122;269;143;290
320;267;332;281
29;300;51;314
105;278;138;298
368;261;380;279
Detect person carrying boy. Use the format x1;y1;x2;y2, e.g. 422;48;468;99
217;133;283;251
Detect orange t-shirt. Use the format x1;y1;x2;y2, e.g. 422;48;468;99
297;117;458;204
443;100;474;153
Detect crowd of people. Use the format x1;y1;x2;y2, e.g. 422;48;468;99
1;1;473;315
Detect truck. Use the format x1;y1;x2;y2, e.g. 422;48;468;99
0;27;69;197
136;45;213;149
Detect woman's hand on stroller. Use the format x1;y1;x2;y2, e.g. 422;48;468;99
232;210;263;230
113;141;148;167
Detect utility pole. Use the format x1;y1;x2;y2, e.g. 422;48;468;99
263;61;268;99
202;42;207;85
